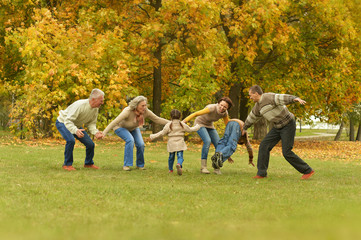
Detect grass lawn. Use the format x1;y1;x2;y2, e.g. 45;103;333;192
0;133;361;240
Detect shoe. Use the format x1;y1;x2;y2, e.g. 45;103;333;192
84;164;99;169
62;165;76;171
214;168;222;175
200;159;210;174
176;164;182;176
169;170;173;173
200;168;210;174
123;166;131;171
211;153;221;169
217;152;223;168
136;166;146;170
211;155;217;169
301;170;315;180
253;175;266;179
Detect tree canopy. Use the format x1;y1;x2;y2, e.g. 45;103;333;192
0;0;360;138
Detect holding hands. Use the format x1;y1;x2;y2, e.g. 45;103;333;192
95;131;104;139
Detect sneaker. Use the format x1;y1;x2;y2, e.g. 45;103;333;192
84;164;99;169
301;170;315;180
62;165;76;171
253;175;266;179
211;160;217;169
123;166;131;171
211;154;218;168
169;170;173;173
136;166;146;170
176;164;182;176
212;153;222;169
216;152;223;168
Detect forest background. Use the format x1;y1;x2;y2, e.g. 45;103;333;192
1;0;361;140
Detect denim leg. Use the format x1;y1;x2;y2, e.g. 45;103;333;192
280;120;313;174
177;151;184;167
216;122;241;162
56;120;75;166
257;127;281;177
75;130;95;165
197;127;211;159
197;127;219;159
115;128;134;167
168;152;175;170
208;128;220;148
131;128;145;167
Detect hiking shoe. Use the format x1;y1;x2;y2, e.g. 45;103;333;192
62;165;76;171
216;152;223;168
253;175;266;179
84;164;99;169
301;170;315;180
211;154;218;168
176;164;182;176
211;157;217;169
212;152;222;168
123;166;131;171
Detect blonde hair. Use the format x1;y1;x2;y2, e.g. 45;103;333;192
128;96;147;110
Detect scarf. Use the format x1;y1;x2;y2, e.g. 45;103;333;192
134;110;144;127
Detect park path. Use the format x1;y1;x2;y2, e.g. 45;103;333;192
295;132;335;140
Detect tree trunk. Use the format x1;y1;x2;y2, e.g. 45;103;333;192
228;82;240;118
152;44;163;135
356;122;361;141
334;121;344;141
253;117;267;140
151;0;163;136
239;89;249;121
349;118;355;141
227;74;249;121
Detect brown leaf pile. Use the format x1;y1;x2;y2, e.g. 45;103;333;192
248;140;361;163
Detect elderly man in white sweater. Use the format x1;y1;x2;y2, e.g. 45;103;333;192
56;89;105;171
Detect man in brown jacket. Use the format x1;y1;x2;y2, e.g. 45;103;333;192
243;85;315;180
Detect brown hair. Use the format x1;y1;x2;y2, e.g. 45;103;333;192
170;109;183;131
218;97;233;110
249;85;263;95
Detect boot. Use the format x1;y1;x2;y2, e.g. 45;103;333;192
214;168;222;175
200;159;210;174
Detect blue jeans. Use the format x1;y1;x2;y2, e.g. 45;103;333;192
216;121;241;162
56;120;95;166
257;119;313;177
115;127;145;167
168;151;184;170
197;127;220;159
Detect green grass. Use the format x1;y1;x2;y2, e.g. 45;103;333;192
1;138;361;240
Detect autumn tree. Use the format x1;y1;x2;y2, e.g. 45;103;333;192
216;0;360;140
4;3;134;138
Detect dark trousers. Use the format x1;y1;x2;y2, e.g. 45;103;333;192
56;120;95;166
257;119;312;177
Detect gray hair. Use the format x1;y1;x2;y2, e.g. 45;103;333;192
128;96;147;110
89;88;105;99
